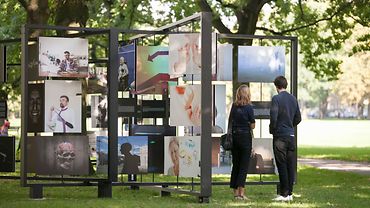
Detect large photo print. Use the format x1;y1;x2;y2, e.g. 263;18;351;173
39;37;88;77
44;80;82;133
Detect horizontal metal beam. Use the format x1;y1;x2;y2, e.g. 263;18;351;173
218;33;296;41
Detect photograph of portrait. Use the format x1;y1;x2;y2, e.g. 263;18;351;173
38;37;88;78
148;136;164;173
0;136;15;172
28;43;41;81
216;44;233;81
96;136;148;174
44;80;82;133
118;43;135;91
164;136;201;177
91;95;107;128
238;46;285;83
169;33;201;77
248;138;276;174
28;83;45;132
26;136;89;175
214;84;227;134
170;85;201;126
136;46;169;92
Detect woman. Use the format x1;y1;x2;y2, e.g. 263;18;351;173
229;85;256;200
167;137;180;176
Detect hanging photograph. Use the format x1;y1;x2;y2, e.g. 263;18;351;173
217;44;233;81
28;83;45;132
118;43;135;91
91;95;107;128
26;136;89;175
169;33;201;77
238;46;285;82
164;136;201;177
38;37;88;77
148;136;164;173
170;85;201;126
96;136;148;174
248;138;276;174
0;136;15;172
44;80;82;133
214;84;227;134
136;46;169;93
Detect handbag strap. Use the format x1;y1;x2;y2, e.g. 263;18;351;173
227;104;234;134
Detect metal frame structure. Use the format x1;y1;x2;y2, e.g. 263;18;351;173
18;12;212;202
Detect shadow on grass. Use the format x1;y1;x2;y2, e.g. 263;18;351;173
0;166;369;207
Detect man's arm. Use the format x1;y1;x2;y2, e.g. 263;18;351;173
269;96;278;134
293;102;302;126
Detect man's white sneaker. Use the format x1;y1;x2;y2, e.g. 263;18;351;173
288;195;293;201
272;195;290;201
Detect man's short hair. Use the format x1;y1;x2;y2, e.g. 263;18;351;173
60;95;69;102
64;51;70;55
274;76;288;89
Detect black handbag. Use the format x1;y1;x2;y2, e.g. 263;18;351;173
221;105;234;151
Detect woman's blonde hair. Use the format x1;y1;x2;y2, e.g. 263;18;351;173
234;85;252;106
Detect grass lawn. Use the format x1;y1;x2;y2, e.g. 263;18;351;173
298;146;370;163
1;166;369;208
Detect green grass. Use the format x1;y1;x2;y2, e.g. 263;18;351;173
298;146;370;163
1;166;369;208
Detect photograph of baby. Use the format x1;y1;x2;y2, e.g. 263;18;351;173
26;136;89;175
170;85;201;126
91;95;107;128
169;33;201;77
238;46;285;83
248;138;276;174
118;43;135;91
44;80;82;133
96;136;148;174
164;136;201;177
38;37;88;77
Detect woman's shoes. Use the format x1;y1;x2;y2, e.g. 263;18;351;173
234;195;250;201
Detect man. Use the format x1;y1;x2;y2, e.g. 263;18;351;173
59;51;76;72
270;76;301;202
48;95;75;133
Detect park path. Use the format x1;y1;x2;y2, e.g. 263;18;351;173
298;158;370;175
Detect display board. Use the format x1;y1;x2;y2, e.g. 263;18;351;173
0;45;5;83
141;100;166;118
28;83;45;132
0;136;15;172
216;44;233;81
214;85;226;133
164;136;201;177
118;44;135;91
38;37;89;77
238;46;285;82
44;80;82;133
248;138;276;174
252;101;271;119
170;85;201;126
91;95;108;128
96;136;148;174
117;98;137;117
27;136;89;175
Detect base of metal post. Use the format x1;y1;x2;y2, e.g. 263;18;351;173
30;185;43;199
198;196;210;203
98;181;112;198
160;185;170;197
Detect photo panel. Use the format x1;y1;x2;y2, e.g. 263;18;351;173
28;83;45;132
169;33;201;77
44;80;82;133
39;37;88;77
170;85;201;126
164;136;201;177
238;46;285;83
26;136;89;175
136;46;169;92
118;43;135;91
0;136;15;172
214;84;226;134
96;136;148;174
216;44;233;81
248;138;276;174
148;136;164;173
91;95;107;128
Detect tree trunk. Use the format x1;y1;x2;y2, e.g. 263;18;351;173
19;0;50;37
